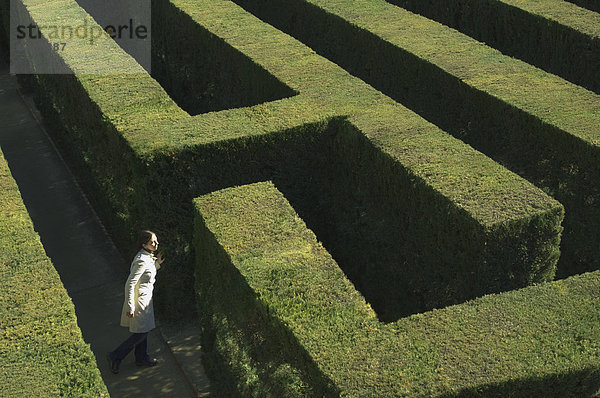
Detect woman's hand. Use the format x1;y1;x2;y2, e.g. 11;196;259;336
127;311;134;318
156;251;165;265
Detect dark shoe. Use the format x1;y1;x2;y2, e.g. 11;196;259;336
107;353;120;374
136;357;158;367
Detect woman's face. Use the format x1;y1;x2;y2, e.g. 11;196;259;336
143;234;159;253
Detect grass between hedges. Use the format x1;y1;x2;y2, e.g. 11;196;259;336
0;149;108;397
194;181;600;397
230;0;600;278
387;0;600;94
9;0;564;322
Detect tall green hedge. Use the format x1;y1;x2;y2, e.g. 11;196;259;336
8;0;563;323
193;181;600;397
230;0;600;278
386;0;600;94
0;149;108;397
307;118;563;320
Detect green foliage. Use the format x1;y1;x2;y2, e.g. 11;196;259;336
0;151;108;397
151;0;298;115
304;119;563;320
388;0;600;94
230;0;600;278
194;182;600;397
2;0;596;395
194;182;344;397
17;0;563;323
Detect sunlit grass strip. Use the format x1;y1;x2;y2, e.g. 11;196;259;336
387;0;600;94
0;149;108;397
194;181;600;397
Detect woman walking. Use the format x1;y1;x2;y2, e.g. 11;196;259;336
107;230;165;374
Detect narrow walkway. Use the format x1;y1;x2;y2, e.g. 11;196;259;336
0;54;210;397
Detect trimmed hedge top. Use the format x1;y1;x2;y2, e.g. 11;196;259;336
0;149;108;397
392;270;600;396
387;0;600;94
293;0;600;147
346;108;563;226
194;181;600;397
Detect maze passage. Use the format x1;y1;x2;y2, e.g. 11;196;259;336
68;0;299;115
2;0;599;395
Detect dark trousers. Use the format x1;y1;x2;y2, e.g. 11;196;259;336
109;332;149;363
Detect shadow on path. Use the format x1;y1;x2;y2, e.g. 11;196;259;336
0;53;208;397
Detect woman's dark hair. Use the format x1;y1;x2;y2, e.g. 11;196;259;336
136;230;156;253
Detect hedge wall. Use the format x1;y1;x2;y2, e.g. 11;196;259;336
0;149;108;397
386;0;600;94
230;0;600;278
308;118;563;321
9;0;564;322
193;181;600;397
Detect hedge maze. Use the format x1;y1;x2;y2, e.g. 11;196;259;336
2;0;600;396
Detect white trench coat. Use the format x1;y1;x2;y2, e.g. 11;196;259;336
120;249;161;333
